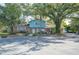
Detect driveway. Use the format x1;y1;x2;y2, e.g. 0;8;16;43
0;33;79;55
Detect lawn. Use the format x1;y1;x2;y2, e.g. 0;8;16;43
0;32;9;36
0;32;10;37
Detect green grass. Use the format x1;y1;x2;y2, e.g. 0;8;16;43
0;32;9;36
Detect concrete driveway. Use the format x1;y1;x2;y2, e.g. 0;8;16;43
0;33;79;55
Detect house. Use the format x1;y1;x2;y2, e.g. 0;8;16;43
12;15;55;34
29;19;46;33
16;24;27;32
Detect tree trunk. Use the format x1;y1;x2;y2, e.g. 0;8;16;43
9;24;14;33
13;25;17;33
10;26;13;33
54;19;62;34
55;22;61;34
77;26;79;34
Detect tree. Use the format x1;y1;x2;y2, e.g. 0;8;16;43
0;3;22;32
70;16;79;34
32;3;79;34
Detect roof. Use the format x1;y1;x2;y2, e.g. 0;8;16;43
29;20;46;28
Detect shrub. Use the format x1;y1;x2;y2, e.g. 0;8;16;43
9;32;16;35
32;33;39;36
2;30;8;33
25;32;30;36
19;31;26;33
0;34;8;38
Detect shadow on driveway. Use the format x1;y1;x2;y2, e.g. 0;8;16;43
0;36;64;55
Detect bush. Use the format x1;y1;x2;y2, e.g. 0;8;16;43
65;26;77;33
19;31;26;33
2;30;8;33
10;32;16;35
32;32;47;36
1;35;8;38
25;32;30;36
51;28;56;34
32;33;38;36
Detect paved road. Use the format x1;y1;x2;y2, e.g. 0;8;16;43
0;33;79;55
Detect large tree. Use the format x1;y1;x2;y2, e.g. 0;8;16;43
32;3;79;34
0;3;22;32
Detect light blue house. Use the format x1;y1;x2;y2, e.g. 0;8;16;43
29;20;46;28
29;20;46;33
